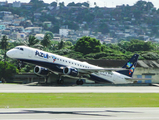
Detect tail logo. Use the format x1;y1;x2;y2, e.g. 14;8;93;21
129;65;135;75
126;62;133;68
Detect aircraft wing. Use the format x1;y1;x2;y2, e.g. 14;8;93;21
78;68;126;74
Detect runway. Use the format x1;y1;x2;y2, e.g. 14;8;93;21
0;108;159;120
0;84;159;93
0;84;159;120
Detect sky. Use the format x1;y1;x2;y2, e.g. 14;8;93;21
5;0;159;8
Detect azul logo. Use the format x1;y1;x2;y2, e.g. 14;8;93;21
126;62;133;68
129;65;135;75
35;50;48;59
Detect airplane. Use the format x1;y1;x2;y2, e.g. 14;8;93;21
6;46;139;85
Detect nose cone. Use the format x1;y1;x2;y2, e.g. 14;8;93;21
6;50;14;58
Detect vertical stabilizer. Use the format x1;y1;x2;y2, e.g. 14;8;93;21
116;54;139;77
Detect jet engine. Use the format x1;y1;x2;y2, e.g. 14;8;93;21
63;67;79;77
34;66;49;76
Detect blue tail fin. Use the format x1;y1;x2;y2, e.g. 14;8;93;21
116;54;139;77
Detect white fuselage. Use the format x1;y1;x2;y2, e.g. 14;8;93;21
7;46;132;84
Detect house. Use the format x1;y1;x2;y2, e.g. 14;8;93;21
0;11;12;19
21;3;33;9
43;21;52;28
34;13;42;19
25;27;42;33
59;29;69;37
15;26;25;32
12;21;21;26
2;30;10;35
17;33;26;39
0;1;8;6
14;17;25;22
35;34;45;40
83;30;90;36
13;1;21;7
0;25;6;30
3;15;14;21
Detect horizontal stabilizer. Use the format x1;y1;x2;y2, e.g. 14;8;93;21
125;78;153;81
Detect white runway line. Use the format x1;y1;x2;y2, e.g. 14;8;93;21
0;84;159;93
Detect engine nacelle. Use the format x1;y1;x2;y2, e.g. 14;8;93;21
63;67;79;77
34;66;49;76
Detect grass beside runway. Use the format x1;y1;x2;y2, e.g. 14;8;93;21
0;93;159;108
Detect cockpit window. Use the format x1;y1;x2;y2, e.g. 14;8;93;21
20;48;23;51
14;47;24;51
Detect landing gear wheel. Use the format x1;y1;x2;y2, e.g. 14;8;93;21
76;80;84;85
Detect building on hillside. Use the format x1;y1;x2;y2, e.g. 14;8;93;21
59;28;69;37
13;1;21;7
25;27;42;33
43;21;52;28
35;34;45;40
0;1;8;6
0;25;6;30
3;15;14;21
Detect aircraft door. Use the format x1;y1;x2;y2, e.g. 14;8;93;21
28;49;33;58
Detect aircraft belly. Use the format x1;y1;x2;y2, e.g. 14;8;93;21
90;73;113;83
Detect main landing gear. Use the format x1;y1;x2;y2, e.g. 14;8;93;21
57;74;64;84
76;79;84;85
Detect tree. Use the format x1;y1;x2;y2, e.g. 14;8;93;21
0;35;9;61
50;2;57;7
74;36;102;54
67;2;76;6
98;23;109;34
29;0;45;10
45;31;54;39
58;40;65;49
28;35;39;47
41;34;51;48
0;61;18;80
59;2;65;9
51;25;59;33
63;21;79;30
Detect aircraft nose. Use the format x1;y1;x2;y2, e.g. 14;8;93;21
6;50;14;58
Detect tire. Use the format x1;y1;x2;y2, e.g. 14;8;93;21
76;80;83;85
